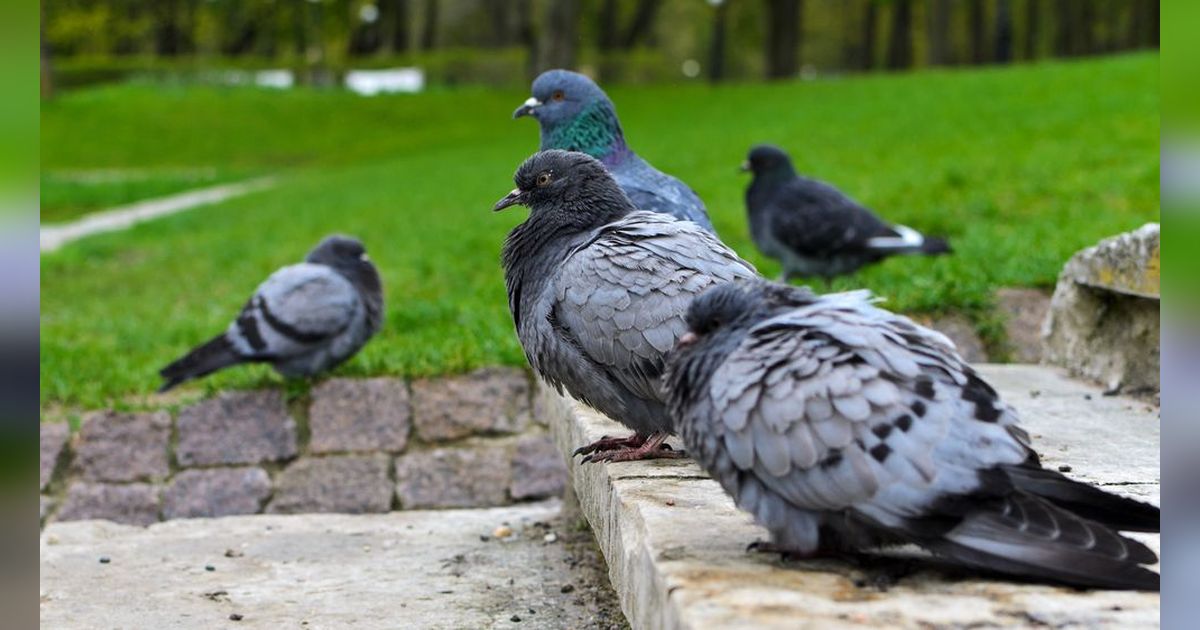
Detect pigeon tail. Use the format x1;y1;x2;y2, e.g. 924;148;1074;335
999;464;1160;532
866;224;951;256
919;236;952;255
158;334;243;392
901;492;1159;591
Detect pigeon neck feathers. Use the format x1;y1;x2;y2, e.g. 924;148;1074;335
540;100;630;166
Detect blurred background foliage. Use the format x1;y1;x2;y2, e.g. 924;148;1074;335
42;0;1160;93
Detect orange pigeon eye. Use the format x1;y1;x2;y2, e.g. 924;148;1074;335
552;90;565;102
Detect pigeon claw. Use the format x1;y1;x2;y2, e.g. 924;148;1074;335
572;433;650;458
578;431;685;464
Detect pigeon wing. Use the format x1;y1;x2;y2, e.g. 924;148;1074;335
767;178;896;257
554;212;754;403
613;157;715;232
227;263;359;359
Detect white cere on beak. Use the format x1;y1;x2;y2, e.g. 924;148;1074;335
524;97;541;108
360;253;370;261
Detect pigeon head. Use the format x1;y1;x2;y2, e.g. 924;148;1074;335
307;234;368;267
680;283;760;347
513;70;628;162
493;150;635;225
741;144;796;178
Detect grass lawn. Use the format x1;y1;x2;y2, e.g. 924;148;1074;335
40;53;1160;413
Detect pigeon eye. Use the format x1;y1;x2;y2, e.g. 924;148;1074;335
536;173;553;187
552;90;565;102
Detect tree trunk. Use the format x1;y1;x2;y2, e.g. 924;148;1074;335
41;1;53;100
862;0;878;71
1053;0;1071;56
517;0;538;79
541;0;580;70
153;0;182;56
967;0;987;64
995;0;1014;62
621;0;662;50
927;0;952;66
1023;0;1040;59
764;0;803;79
389;0;410;53
885;0;913;70
1149;0;1159;47
420;0;437;51
598;0;619;52
708;1;729;82
1078;0;1095;55
486;0;513;47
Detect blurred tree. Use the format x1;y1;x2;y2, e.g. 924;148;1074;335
708;0;729;82
516;0;538;79
885;0;912;70
541;0;580;70
1023;0;1041;59
861;0;878;70
41;0;54;99
1053;0;1075;57
421;0;437;50
622;0;663;49
967;0;987;64
386;0;411;52
927;0;952;66
598;0;619;51
995;0;1014;62
764;0;803;79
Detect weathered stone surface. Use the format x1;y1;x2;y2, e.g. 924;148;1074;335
548;364;1159;629
412;367;531;442
1043;225;1160;393
41;495;56;521
56;482;160;527
1060;222;1160;298
73;410;170;483
176;391;298;466
395;444;512;509
40;501;627;630
510;434;567;501
162;468;272;520
267;455;392;514
995;287;1052;363
531;378;571;428
40;423;70;491
309;378;411;454
923;313;988;363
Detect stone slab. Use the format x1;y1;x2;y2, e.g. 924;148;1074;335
40;423;70;491
395;444;513;509
509;434;568;501
1060;222;1160;299
412;367;532;442
40;501;627;629
56;482;161;527
267;455;393;515
994;287;1051;363
176;391;298;467
163;468;273;520
548;364;1160;629
73;410;171;482
308;377;411;454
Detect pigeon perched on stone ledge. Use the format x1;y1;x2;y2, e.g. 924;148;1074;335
496;150;755;462
158;235;383;392
743;144;951;283
665;279;1159;590
514;69;716;234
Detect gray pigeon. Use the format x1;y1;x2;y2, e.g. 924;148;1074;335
743;145;951;283
496;150;755;462
514;69;716;234
665;280;1159;590
158;235;383;392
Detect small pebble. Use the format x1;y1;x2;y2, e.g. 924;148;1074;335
560;584;575;594
224;549;243;558
99;556;110;564
1084;394;1092;401
479;535;491;542
493;525;513;539
665;499;676;506
1029;389;1041;398
543;532;558;543
510;614;522;622
1058;464;1073;473
205;565;215;572
46;535;60;545
229;613;244;621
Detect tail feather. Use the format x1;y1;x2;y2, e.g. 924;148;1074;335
866;224;952;256
919;236;952;255
158;334;243;392
905;493;1159;591
1001;464;1160;532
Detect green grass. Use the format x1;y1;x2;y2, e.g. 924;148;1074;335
40;53;1160;412
40;167;257;223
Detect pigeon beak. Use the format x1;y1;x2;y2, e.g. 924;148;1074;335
493;188;527;211
739;160;751;173
677;332;699;348
513;97;542;119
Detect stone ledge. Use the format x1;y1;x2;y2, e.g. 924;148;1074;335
547;364;1160;629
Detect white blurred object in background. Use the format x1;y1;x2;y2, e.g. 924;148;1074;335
345;68;425;96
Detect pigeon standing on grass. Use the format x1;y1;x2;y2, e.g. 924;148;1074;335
514;69;716;233
665;280;1159;590
496;150;755;462
158;235;383;392
743;145;951;283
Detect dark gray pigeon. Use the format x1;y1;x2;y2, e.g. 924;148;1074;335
514;69;716;234
158;235;383;392
743;145;951;283
665;280;1159;590
496;150;755;462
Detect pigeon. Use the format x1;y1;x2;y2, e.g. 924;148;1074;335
513;69;716;234
743;144;951;283
158;235;383;392
495;150;755;462
665;279;1159;590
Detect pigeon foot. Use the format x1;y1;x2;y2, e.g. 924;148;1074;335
580;431;685;464
572;433;650;458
